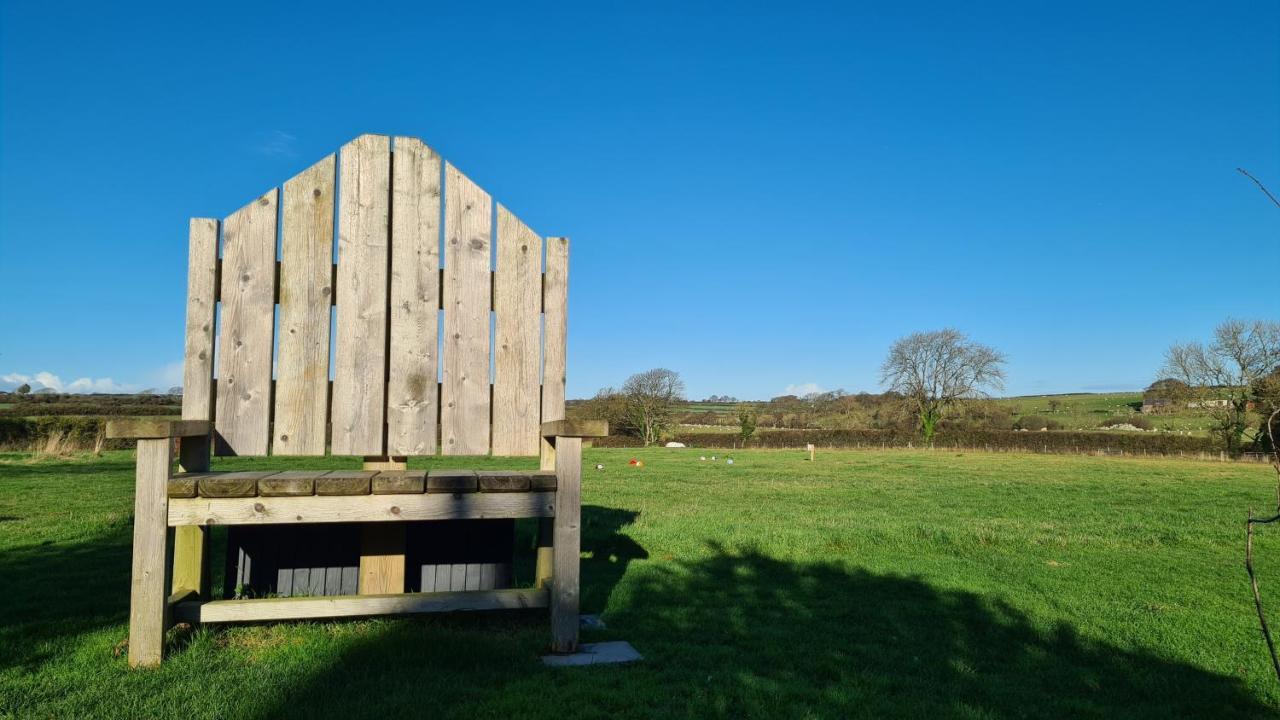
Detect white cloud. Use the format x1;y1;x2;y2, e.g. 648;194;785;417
1;371;137;394
256;130;298;157
784;382;824;396
146;360;185;391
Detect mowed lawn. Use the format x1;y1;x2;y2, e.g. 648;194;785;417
2;448;1280;718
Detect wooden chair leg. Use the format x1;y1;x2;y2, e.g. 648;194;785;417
172;434;210;599
534;518;554;589
129;438;172;668
171;526;208;598
550;436;581;653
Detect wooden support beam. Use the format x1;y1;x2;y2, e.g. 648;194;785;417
107;419;211;440
168;491;555;527
550;436;582;653
540;419;608;438
172;588;549;623
129;438;171;668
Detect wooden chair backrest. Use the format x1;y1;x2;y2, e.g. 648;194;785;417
181;134;567;457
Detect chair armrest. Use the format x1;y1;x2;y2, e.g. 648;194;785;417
105;419;212;440
540;420;608;438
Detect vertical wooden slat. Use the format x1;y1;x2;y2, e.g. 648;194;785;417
274;154;335;456
441;162;493;455
492;206;543;456
183;219;218;422
387;136;442;455
215;190;278;455
332;134;391;456
540;237;569;465
129;438;171;667
550;436;582;653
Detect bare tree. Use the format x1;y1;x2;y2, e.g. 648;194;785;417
1234;169;1280;684
880;329;1007;442
1162;319;1280;457
622;368;686;446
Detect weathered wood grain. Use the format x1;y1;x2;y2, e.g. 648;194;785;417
332;134;391;456
372;470;426;494
174;588;549;623
258;471;320;497
540;419;607;438
551;436;582;653
477;471;531;492
183;219;219;422
530;471;558;490
168;491;556;526
387;136;442;455
316;470;374;496
541;236;570;466
199;472;271;498
427;469;478;494
215;189;279;455
492;205;543;455
441;163;493;455
167;476;200;498
359;524;406;594
274;154;335;456
129;438;171;667
106;419;211;439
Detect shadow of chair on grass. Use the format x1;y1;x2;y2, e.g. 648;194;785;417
244;541;1270;719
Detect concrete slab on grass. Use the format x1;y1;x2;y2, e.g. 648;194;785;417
542;641;642;667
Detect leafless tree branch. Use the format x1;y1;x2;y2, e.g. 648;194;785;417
1238;167;1280;210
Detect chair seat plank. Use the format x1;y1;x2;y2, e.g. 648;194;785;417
530;471;558;491
427;469;478;494
477;471;531;493
258;471;323;497
167;476;201;499
372;470;427;495
199;472;273;498
316;471;375;496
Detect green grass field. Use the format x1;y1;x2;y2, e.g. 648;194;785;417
3;448;1279;718
678;392;1235;436
996;392;1224;434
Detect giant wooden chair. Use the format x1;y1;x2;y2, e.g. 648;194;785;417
108;134;605;668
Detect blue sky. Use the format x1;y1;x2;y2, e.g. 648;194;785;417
1;1;1277;400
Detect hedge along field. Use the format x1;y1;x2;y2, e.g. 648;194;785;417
3;447;1280;718
596;427;1224;456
